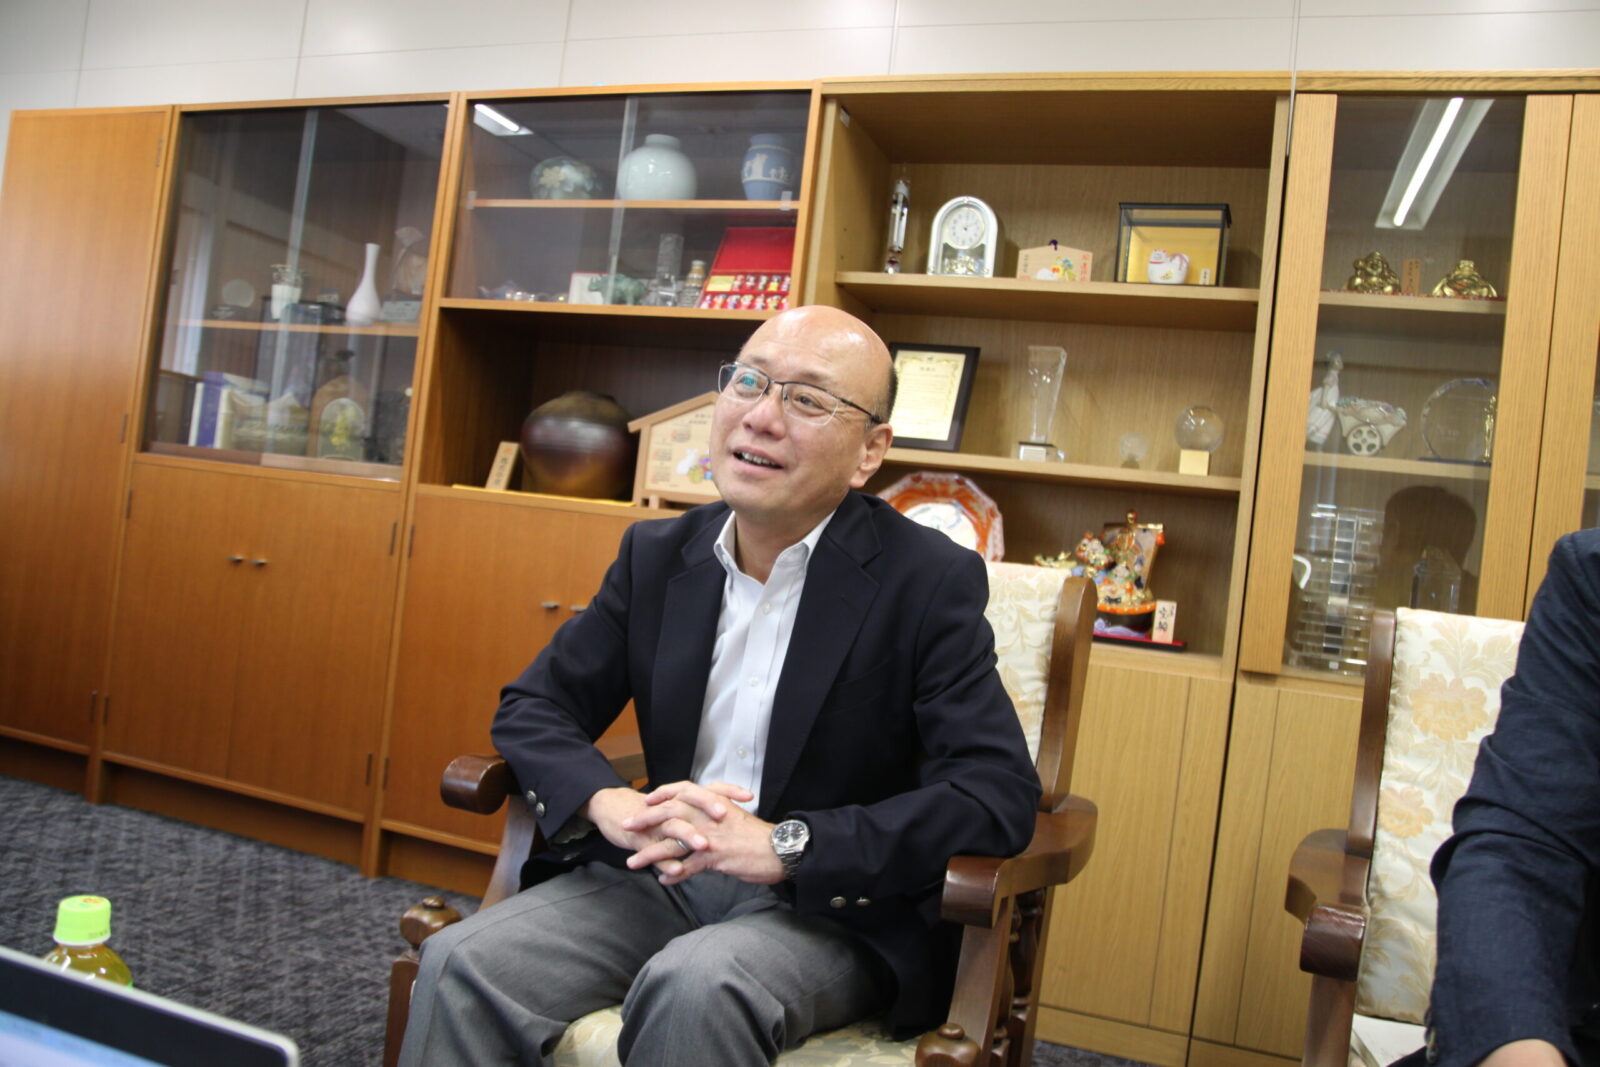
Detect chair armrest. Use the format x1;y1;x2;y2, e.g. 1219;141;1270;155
1286;827;1370;982
941;796;1097;928
441;754;514;814
438;735;646;816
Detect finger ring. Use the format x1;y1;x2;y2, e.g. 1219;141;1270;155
671;837;692;857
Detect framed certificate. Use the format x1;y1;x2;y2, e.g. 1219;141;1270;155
886;343;980;451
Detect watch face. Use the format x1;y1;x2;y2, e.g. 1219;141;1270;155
942;204;985;250
773;819;809;851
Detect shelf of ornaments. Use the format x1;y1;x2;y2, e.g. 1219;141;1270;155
1300;450;1492;481
436;297;779;321
879;447;1242;498
181;319;421;337
833;272;1261;331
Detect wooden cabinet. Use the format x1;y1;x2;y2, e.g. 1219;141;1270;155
143;100;449;479
105;459;402;817
379;489;652;847
1242;87;1577;678
1041;657;1230;1063
0;106;173;751
803;73;1290;1050
1530;94;1600;600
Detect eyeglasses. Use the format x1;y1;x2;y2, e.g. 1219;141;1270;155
717;362;884;426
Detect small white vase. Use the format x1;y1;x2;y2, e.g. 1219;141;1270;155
617;134;696;200
346;242;382;326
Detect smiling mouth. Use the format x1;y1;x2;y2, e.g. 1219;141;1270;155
735;450;782;469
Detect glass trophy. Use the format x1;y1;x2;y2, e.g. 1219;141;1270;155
1018;345;1066;461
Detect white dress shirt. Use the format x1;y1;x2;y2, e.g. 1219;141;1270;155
690;509;833;815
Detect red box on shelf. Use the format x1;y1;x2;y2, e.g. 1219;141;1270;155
700;226;795;311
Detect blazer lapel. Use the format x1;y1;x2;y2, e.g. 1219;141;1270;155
758;493;881;817
649;517;725;783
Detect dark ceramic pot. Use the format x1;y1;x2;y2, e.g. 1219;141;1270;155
519;391;636;500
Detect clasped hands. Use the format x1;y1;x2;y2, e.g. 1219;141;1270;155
583;781;785;886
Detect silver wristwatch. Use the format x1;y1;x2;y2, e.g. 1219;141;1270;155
770;818;811;880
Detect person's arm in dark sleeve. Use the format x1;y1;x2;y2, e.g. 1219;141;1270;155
1428;532;1600;1067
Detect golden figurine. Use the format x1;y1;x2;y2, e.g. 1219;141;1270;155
1346;251;1402;295
1431;259;1498;299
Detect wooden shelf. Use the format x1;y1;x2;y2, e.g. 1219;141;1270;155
1317;290;1507;343
468;197;799;213
1302;450;1492;480
144;442;403;484
835;273;1261;331
882;447;1243;498
425;482;666;518
437;297;776;321
181;318;421;337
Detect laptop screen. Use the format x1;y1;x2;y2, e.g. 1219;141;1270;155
0;944;298;1067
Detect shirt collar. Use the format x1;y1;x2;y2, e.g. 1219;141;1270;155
712;507;836;581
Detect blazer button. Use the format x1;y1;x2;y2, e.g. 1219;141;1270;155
829;896;847;909
855;897;871;907
535;802;547;817
524;790;538;805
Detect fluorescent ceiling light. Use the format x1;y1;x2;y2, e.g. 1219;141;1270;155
1376;97;1492;230
473;103;530;136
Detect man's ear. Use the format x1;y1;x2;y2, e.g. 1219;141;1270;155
850;423;893;488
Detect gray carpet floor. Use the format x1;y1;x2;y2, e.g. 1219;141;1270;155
0;773;1151;1067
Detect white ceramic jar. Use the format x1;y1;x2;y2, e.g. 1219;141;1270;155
617;133;696;200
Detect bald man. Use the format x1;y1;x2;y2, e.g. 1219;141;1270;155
399;306;1040;1066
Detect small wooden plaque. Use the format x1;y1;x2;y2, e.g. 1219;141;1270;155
1402;258;1422;296
485;441;519;491
1151;600;1178;645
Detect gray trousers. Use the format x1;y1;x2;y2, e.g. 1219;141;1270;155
397;862;885;1066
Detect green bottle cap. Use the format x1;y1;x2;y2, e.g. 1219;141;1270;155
53;895;113;946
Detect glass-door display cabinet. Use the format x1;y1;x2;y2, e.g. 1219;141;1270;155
415;86;817;496
1242;91;1574;677
1530;94;1600;596
445;88;811;313
144;100;449;479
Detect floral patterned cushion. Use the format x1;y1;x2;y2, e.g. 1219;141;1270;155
983;561;1068;763
548;564;1067;1065
1354;608;1524;1024
553;1006;916;1065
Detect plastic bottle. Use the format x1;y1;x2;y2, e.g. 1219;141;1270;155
42;895;133;986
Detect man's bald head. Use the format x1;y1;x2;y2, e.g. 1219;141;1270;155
742;305;897;423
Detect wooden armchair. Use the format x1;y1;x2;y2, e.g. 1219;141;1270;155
1286;607;1526;1067
387;566;1098;1067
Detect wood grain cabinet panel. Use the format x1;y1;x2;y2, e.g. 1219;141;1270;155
381;491;648;845
0;107;171;750
226;477;401;812
105;460;402;818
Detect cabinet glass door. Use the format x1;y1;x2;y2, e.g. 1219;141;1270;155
144;101;448;479
449;89;810;311
1247;92;1571;676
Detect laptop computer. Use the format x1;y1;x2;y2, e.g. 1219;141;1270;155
0;943;299;1066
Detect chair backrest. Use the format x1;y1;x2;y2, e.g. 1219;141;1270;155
983;563;1096;812
1351;607;1524;1023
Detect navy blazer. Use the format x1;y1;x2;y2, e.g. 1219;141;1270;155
491;490;1042;1036
1426;530;1600;1067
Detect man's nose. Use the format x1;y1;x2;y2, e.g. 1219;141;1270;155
743;386;787;430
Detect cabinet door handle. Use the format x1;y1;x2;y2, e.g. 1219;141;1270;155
251;558;269;567
570;604;587;613
228;555;244;564
540;601;559;610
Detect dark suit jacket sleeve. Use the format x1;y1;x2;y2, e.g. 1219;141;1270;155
489;522;641;840
1428;530;1600;1067
787;544;1041;916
